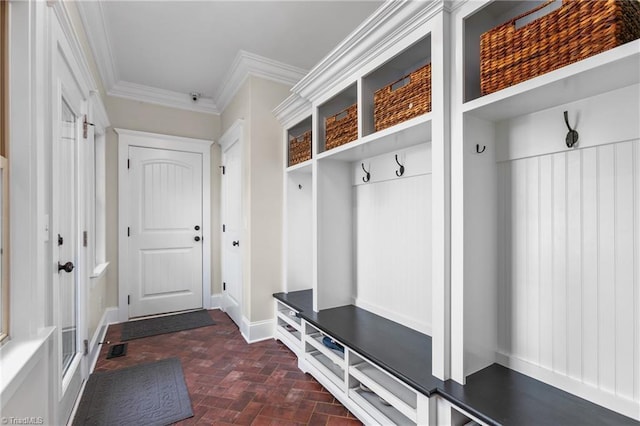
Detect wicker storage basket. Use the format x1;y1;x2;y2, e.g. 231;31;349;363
288;131;312;166
325;104;358;150
480;0;640;96
374;63;432;132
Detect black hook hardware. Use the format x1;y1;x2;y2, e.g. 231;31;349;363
394;155;405;177
564;111;579;148
361;163;370;183
476;144;486;154
298;184;302;190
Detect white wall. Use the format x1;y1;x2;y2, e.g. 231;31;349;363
220;76;291;323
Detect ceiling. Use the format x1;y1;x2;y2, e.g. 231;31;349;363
77;1;384;114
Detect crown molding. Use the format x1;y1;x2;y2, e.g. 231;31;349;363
109;81;220;115
74;2;305;116
51;1;98;96
273;94;311;128
292;0;444;102
75;1;118;91
216;50;308;114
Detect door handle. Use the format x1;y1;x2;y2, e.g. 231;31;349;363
194;236;201;242
232;240;239;247
58;261;74;273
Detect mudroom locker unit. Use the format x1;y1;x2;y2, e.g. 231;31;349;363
274;0;639;424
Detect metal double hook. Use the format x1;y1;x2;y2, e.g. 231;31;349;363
564;110;579;148
395;155;405;177
361;163;370;183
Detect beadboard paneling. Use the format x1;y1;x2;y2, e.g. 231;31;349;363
498;140;639;402
286;172;313;292
355;173;432;335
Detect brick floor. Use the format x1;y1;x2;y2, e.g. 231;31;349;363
94;309;362;426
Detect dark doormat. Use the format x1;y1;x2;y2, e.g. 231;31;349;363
121;309;215;341
72;358;193;426
106;343;128;359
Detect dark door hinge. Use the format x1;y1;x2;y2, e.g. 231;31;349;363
127;159;130;169
83;115;94;139
223;282;226;291
83;230;88;247
128;295;130;305
127;227;130;237
83;339;89;356
219;165;225;175
58;234;64;246
222;224;226;232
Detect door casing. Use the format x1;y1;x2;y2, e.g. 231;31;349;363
116;129;213;322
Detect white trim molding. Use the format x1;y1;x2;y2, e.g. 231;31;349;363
75;1;306;115
240;317;275;344
272;94;312;129
87;307;118;374
291;1;443;102
210;293;223;310
216;50;307;113
115;129;214;322
110;80;219;115
51;1;99;96
75;1;118;90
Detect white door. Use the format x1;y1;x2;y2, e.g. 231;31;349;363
221;132;243;328
52;25;87;424
128;147;204;317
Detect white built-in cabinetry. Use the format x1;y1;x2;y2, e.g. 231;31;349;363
275;0;640;422
274;0;448;373
450;1;639;419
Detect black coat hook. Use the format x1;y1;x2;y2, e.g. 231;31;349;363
298;184;303;190
564;111;579;148
361;163;370;183
476;144;486;154
394;154;405;177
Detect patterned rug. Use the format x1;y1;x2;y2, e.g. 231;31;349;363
72;358;193;426
121;309;215;341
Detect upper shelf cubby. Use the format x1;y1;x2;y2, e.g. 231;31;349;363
318;83;358;154
361;35;431;138
463;0;547;103
462;0;640;109
287;117;312;170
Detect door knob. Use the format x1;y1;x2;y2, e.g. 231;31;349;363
232;240;239;247
194;236;201;242
58;261;74;273
194;225;200;230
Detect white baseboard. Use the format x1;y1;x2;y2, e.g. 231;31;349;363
240;317;274;344
210;293;223;309
88;307;118;374
496;352;640;420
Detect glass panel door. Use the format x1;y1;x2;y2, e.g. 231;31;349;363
59;98;77;376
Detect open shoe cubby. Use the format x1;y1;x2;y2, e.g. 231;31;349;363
303;322;346;389
348;351;426;425
274;300;303;355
